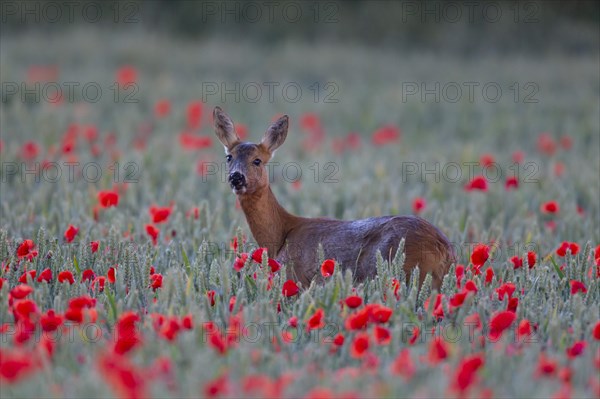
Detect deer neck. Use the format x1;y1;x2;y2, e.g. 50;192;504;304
238;187;296;256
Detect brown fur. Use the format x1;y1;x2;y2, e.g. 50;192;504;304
214;107;455;289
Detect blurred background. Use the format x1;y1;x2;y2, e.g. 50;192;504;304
2;4;600;398
1;0;599;248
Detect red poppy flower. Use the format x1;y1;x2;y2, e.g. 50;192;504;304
471;244;489;267
557;242;579;257
320;259;335;277
464;280;478;293
113;312;142;355
154;99;171;118
391;349;415;379
424;294;445;319
12;299;39;321
412;197;426;213
593;321;600;341
187;207;200;219
145;224;159;245
553;162;565;177
505;176;519;190
527;251;537;268
230;236;240;252
58;270;75;285
371;125;400;146
233;253;249;271
485;268;494;284
159;318;182;342
350;333;370;358
116;65;137;86
204;374;229;398
307;308;325;330
512;150;525;163
464;175;488;191
559;135;573;150
92;276;106;292
496;282;516;300
40;310;63;332
282;280;299;297
428;337;449;364
248;248;267;264
187;101;203;129
450;291;469;308
455;264;465;288
150;274;163;291
489;311;516;340
368;304;393;323
206;290;216;306
480;153;495;167
470;264;482;279
408;326;420;345
268;258;281;273
345;308;369;330
537;354;557;376
181;314;193;330
570;280;587;295
329;333;344;348
18;271;36;284
507;297;519;312
150;206;172;224
98;353;147;399
374;325;391;345
98;190;119;208
344;295;363;308
90;241;99;253
209;332;227;355
248;248;266;264
540;201;559;214
510;256;523;269
517;319;532;340
64;224;79;243
21;140;39;160
69;295;96;310
12;320;34;345
299;113;321;132
537;132;557;155
391;278;400;300
453;354;484;392
107;267;116;283
10;285;33;300
81;269;95;282
0;349;36;383
36;268;52;283
566;341;586;358
16;239;37;260
179;133;212;150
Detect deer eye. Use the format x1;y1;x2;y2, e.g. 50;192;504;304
253;158;262;166
226;155;232;162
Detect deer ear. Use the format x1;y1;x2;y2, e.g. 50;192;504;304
213;107;240;150
261;115;288;153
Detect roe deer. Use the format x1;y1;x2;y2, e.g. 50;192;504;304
213;107;455;289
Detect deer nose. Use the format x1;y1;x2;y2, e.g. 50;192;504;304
229;171;246;188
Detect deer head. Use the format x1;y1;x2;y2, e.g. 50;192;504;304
213;106;288;195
